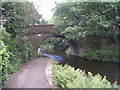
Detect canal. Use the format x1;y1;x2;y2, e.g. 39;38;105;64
41;51;120;85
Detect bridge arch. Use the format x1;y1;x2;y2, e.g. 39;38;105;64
26;24;80;56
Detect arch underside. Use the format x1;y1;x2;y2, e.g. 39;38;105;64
52;35;80;55
27;25;80;55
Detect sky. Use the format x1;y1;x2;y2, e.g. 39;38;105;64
3;0;118;20
28;0;65;20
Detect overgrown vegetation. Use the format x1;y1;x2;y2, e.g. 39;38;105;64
52;1;120;62
0;1;42;87
40;37;69;51
84;45;119;62
54;2;120;38
53;63;119;88
0;40;9;87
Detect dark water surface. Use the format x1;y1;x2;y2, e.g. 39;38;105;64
43;51;120;85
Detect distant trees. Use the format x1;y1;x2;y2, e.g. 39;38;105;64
38;19;48;24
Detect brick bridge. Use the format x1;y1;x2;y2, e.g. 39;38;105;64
26;24;80;55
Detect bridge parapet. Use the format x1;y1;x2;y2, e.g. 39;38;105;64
27;24;55;35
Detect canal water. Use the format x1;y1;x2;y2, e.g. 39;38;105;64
42;51;120;85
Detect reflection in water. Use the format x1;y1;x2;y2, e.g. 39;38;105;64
65;55;120;85
42;52;120;85
42;53;64;62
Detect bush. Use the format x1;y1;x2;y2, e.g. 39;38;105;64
0;41;10;87
83;45;119;62
40;37;69;51
65;47;72;55
52;63;119;88
0;27;33;87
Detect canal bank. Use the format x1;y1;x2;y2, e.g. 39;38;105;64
42;51;120;85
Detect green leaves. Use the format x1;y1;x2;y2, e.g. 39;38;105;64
52;2;120;62
52;63;119;88
0;41;10;87
40;37;69;51
54;2;120;38
62;26;90;40
2;2;41;37
83;45;119;62
0;1;39;87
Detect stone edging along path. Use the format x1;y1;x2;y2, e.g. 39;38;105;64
45;59;55;88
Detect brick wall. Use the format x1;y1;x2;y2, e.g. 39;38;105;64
26;25;55;55
27;24;55;35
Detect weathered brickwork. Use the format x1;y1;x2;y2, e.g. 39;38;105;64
27;24;118;57
26;25;55;55
27;24;55;35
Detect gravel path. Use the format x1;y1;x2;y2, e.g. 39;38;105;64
5;57;52;88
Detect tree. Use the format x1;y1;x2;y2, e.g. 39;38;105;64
53;2;120;39
38;19;48;24
1;2;41;59
1;1;42;81
53;1;120;62
2;2;41;37
0;1;44;86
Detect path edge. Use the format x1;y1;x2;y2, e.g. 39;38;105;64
45;59;55;88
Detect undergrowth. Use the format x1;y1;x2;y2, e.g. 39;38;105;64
52;63;119;88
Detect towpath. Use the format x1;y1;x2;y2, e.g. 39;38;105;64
5;57;53;88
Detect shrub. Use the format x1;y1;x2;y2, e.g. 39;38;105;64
40;37;69;51
0;27;33;87
65;47;72;55
83;45;119;62
52;63;119;88
0;41;10;87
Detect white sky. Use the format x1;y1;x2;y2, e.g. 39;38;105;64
28;0;65;20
